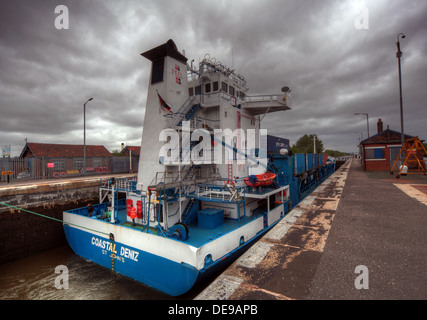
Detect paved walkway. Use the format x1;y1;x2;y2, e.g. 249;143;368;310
309;159;427;299
196;159;427;300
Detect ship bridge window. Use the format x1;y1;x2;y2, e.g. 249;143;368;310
195;85;201;95
238;91;245;100
213;81;219;91
221;82;228;92
229;86;235;96
205;83;211;93
189;87;194;96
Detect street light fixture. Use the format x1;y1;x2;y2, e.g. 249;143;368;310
353;113;370;138
396;33;406;154
83;97;93;176
313;134;317;154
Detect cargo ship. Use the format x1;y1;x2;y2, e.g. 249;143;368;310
63;39;334;296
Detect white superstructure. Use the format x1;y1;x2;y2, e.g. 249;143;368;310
133;39;291;231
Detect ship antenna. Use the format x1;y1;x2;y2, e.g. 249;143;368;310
232;48;234;69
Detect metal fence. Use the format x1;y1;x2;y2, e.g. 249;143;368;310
0;156;139;183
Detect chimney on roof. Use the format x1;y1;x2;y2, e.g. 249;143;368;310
377;118;383;134
121;143;125;151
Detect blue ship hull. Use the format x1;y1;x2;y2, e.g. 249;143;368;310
63;224;200;296
62;154;335;296
63;214;282;296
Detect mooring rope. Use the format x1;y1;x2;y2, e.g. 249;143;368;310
0;202;110;236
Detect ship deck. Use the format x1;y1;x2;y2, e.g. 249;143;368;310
186;213;262;247
115;206;263;248
66;183;289;248
69;203;268;249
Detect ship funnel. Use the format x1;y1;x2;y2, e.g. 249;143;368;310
137;40;189;190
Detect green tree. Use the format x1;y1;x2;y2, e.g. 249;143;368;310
324;149;351;157
111;149;123;156
291;134;324;154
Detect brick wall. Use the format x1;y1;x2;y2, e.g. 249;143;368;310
363;143;389;171
0;182;99;264
0;199;98;264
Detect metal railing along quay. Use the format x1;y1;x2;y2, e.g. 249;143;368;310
0;156;139;183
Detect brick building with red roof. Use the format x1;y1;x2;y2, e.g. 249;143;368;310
359;119;425;171
20;142;112;158
19;142;113;177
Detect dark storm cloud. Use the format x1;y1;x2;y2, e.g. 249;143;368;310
1;0;426;155
0;0;148;153
257;0;427;151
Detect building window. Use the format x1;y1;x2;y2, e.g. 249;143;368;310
213;81;219;91
366;148;384;159
53;159;65;171
195;85;201;95
74;159;84;170
189;87;194;96
93;158;103;168
205;83;211;93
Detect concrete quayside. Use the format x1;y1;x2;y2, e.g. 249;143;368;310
196;159;427;300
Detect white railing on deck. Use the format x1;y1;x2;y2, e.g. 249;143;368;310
245;93;290;105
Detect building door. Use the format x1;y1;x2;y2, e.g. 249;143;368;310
389;147;402;170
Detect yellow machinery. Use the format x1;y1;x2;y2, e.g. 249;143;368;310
390;137;427;178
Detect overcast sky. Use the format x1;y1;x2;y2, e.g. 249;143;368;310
1;0;426;156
